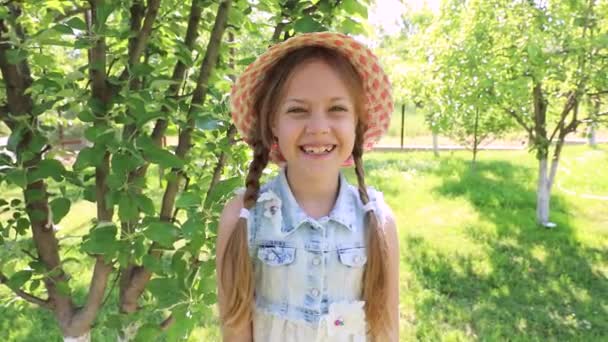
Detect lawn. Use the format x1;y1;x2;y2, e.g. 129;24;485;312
1;145;607;341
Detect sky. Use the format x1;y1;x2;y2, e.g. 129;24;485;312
369;0;440;35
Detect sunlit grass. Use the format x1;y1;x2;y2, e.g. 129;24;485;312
357;145;608;341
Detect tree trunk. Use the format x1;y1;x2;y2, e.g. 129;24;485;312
587;124;596;147
432;131;439;157
536;157;550;225
588;97;599;147
63;332;90;342
472;107;480;166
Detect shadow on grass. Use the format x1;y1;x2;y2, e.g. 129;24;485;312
424;159;606;339
366;156;608;340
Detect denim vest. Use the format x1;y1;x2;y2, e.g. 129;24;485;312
247;168;385;327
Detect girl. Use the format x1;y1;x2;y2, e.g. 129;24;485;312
216;32;399;341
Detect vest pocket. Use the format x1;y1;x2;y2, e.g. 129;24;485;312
257;246;296;266
337;247;367;268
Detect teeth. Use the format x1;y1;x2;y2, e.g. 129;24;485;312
303;145;334;154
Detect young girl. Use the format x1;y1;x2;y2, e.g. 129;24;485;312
216;32;399;341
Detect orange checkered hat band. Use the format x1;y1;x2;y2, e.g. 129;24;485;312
230;32;393;160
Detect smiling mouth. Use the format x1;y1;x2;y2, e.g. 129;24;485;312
299;144;336;155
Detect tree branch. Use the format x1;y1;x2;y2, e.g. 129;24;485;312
205;124;237;201
548;91;576;143
71;257;113;328
118;0;161;82
586;90;608;97
0;272;53;309
120;0;232;313
504;107;534;139
150;0;203;147
119;0;204;312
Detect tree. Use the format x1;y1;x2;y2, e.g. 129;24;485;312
415;0;607;225
0;0;370;340
426;1;517;165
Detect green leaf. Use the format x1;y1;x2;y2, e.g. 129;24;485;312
28;261;46;273
339;17;366;35
55;280;71;296
146;277;183;308
175;192;201;209
111;151;140;175
95;2;116;27
134;324;162;342
7;126;24;153
144;148;184;169
142;254;164;274
51;24;74;35
204;176;242;208
203;292;218;305
7;270;32;289
6;49;27;65
342;0;368;17
131;63;155;77
6;169;27;188
15;218;29;234
28;159;65;183
165;306;195;341
84;124;117;145
65;17;87;31
73;146;106;171
237;57;256;66
137;136;184;169
29;279;41;292
149;79;178;90
118;195;139;221
50;197;71;224
77;109;96;122
134;194;155;215
144;222;179;248
293;16;326;33
0;6;8;20
82;223;118;255
0;152;13;166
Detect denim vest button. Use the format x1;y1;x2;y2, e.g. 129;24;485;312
310;288;320;297
353;255;362;264
312;257;321;266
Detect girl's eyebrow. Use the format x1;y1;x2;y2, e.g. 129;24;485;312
285;97;349;103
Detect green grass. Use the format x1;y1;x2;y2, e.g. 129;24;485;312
358;144;608;341
1;145;607;341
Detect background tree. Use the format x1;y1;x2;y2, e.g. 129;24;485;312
426;0;517;165
406;0;608;225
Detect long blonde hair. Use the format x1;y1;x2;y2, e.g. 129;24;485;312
220;46;390;339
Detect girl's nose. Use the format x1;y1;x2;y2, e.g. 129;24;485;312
306;110;330;135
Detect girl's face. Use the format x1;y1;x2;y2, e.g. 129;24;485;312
272;59;357;176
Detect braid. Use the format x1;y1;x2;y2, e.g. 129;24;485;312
220;140;269;327
353;123;390;340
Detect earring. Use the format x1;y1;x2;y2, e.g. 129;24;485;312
270;137;286;163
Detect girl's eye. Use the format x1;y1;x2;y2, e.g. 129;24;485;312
330;105;348;112
287;107;307;113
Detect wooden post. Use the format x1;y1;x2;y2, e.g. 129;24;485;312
400;104;405;149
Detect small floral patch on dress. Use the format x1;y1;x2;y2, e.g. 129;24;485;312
257;190;282;232
326;300;366;337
